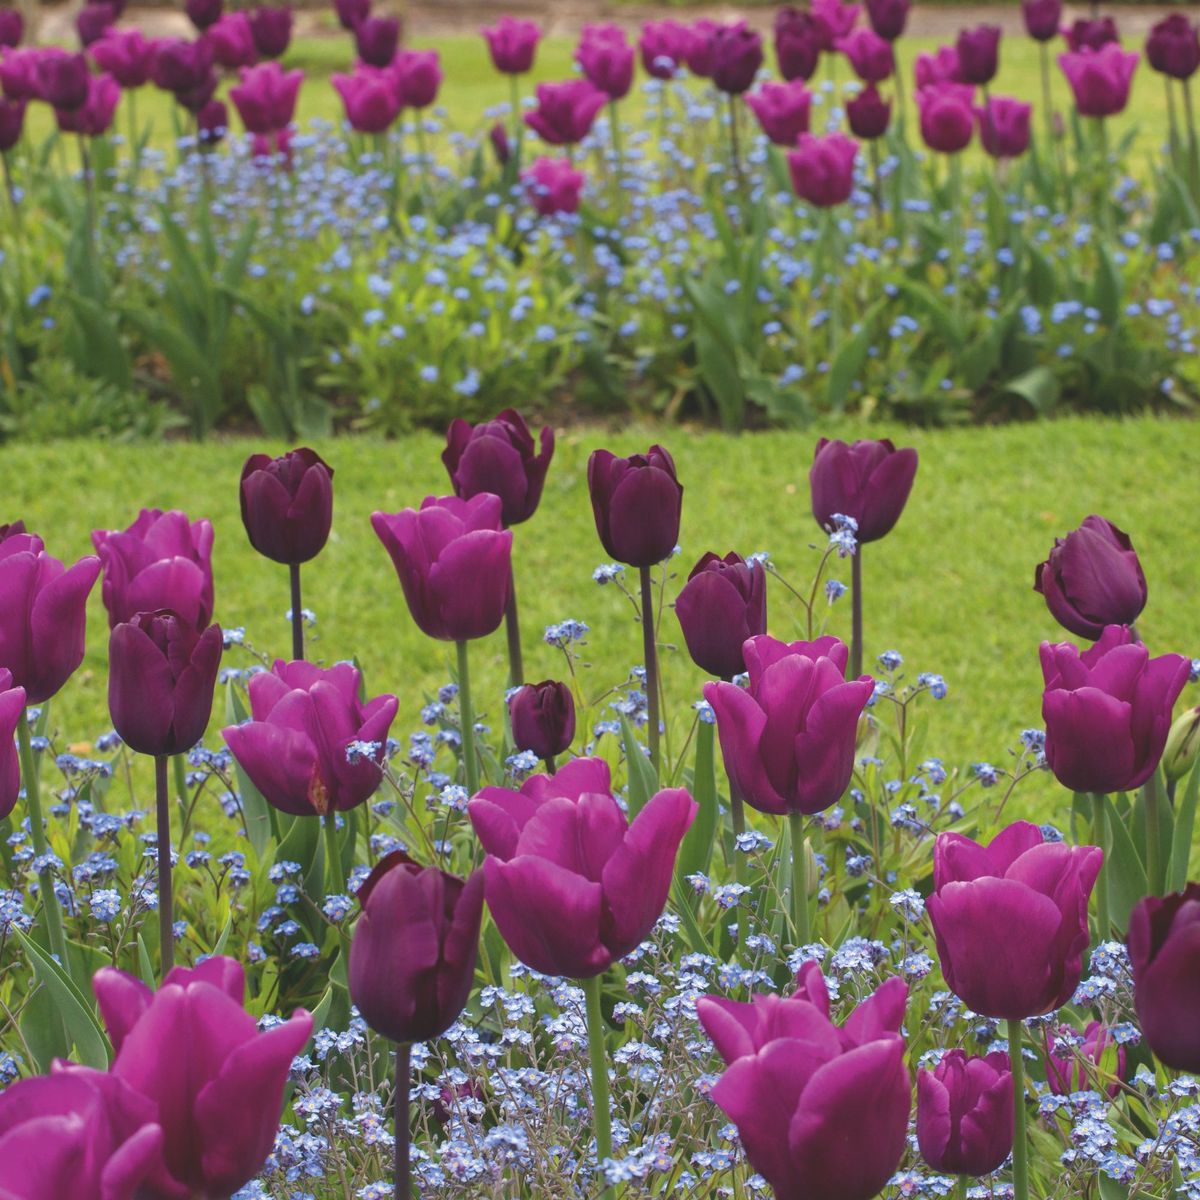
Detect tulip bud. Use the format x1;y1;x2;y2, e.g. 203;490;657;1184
710;23;763;94
186;0;223;32
587;445;683;568
248;4;292;59
354;14;400;68
0;9;23;48
917;1050;1013;1176
674;552;767;679
1163;705;1200;782
508;681;575;763
810;437;919;543
482;16;541;75
240;448;334;565
443;410;554;528
576;24;635;101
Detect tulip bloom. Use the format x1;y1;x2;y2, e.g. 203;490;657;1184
523;155;585;216
1059;45;1139;118
810;437;918;543
332;67;400;133
207;12;257;70
186;0;222;32
1045;1021;1126;1097
354;15;399;69
917;1050;1013;1176
928;821;1102;1019
710;22;763;94
92;508;214;632
0;95;26;152
788;131;858;207
0;669;23;821
75;3;115;48
334;0;368;33
248;4;292;59
918;82;976;153
0;9;22;47
94;957;312;1199
349;852;484;1044
1022;0;1062;43
230;60;301;135
639;20;689;80
223;659;397;817
866;0;910;42
745;78;812;146
915;44;962;88
240;447;334;566
482;16;540;75
197;97;227;144
0;532;100;703
955;24;1001;86
576;24;634;101
1146;14;1199;80
508;680;575;764
524;79;606;146
150;37;213;97
35;48;90;109
675;552;767;679
470;758;695;978
390;49;441;108
1063;17;1120;53
977;95;1032;158
1040;626;1189;797
837;27;894;83
773;7;821;81
1129;884;1200;1072
55;73;120;138
1035;515;1147;640
847;83;891;138
1;48;41;101
587;445;682;569
90;29;156;88
443;409;554;528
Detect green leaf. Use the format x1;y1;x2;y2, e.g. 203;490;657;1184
1001;365;1061;415
620;713;658;819
892;280;965;349
211;917;232;957
1103;795;1149;936
676;719;718;883
1091;244;1122;327
136;934;156;988
826;302;884;413
15;930;110;1069
671;879;713;957
1169;760;1200;892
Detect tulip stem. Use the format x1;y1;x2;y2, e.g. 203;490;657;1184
155;754;174;978
638;566;661;775
1007;1018;1029;1200
850;549;863;680
290;563;304;660
394;1040;411;1200
17;714;68;969
504;567;524;687
324;808;346;896
954;1176;968;1200
1091;793;1110;940
788;811;810;948
456;641;481;796
583;974;615;1200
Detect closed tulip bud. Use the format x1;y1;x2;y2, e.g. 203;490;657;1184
639;20;689;80
1146;14;1200;81
745;79;812;146
0;533;100;703
837;27;894;82
93;957;312;1199
1163;705;1200;782
847;83;891;138
488;120;510;164
508;680;575;762
525;79;606;145
866;0;910;42
955;24;1001;85
349;853;484;1044
372;494;512;642
90;29;156;89
185;0;223;32
1129;884;1200;1072
223;660;397;817
918;83;976;153
588;444;683;568
710;22;763;95
788;131;858;207
0;48;39;101
0;97;25;151
977;95;1031;158
248;5;292;59
443;413;552;529
1021;0;1062;43
1059;45;1138;117
810;437;919;542
1063;16;1119;53
928;821;1102;1019
675;552;767;679
197;97;227;144
240;448;333;565
917;1050;1013;1177
1034;514;1147;639
773;7;821;81
0;670;23;821
36;48;91;110
151;37;213;95
334;0;369;33
1045;1021;1126;1097
332;66;399;133
576;24;634;101
482;16;541;75
391;48;441;108
230;60;302;134
812;0;860;49
207;12;257;70
469;757;695;978
354;14;399;68
0;9;22;48
76;3;115;48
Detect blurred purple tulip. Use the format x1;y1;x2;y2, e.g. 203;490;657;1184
390;48;440;108
36;48;91;110
248;5;292;59
710;22;763;94
524;78;605;145
915;44;962;87
1021;0;1062;43
918;82;976;152
488;119;510;164
1063;16;1119;53
443;409;553;527
0;9;22;48
240;448;333;565
482;15;540;74
1146;14;1200;81
197;97;227;143
917;1050;1013;1176
1045;1021;1126;1097
151;37;214;97
332;65;399;132
587;444;682;568
1059;44;1138;117
55;71;120;136
837;27;893;82
76;3;116;49
90;29;157;88
230;60;301;133
523;155;585;215
0;48;40;100
866;0;909;42
508;680;575;762
354;14;399;68
0;95;24;150
812;0;861;50
773;7;822;81
810;437;918;542
847;83;891;138
788;131;858;207
977;95;1031;158
186;0;223;33
684;19;719;77
675;552;767;679
745;78;812;146
577;23;634;101
639;19;689;80
334;0;369;33
207;12;257;70
0;670;24;820
955;24;1001;85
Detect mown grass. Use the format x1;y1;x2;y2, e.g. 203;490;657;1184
9;415;1200;828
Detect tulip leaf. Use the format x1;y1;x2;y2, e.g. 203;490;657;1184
620;714;658;819
15;930;110;1069
1102;796;1149;936
20;979;70;1072
826;302;885;413
225;682;275;858
136;934;156;989
1169;761;1200;893
670;879;713;958
676;719;718;884
212;917;232;958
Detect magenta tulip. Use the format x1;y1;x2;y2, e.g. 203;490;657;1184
1022;0;1062;43
55;72;120;137
185;0;223;32
639;19;689;80
0;49;39;101
810;437;918;542
0;669;23;820
334;0;368;33
710;22;763;95
75;3;115;49
0;95;25;150
332;66;400;133
914;44;962;88
1146;14;1199;80
90;29;156;88
866;0;910;42
0;9;22;48
207;12;257;70
390;48;441;108
36;48;91;109
788;132;858;207
918;82;976;153
525;79;607;146
675;551;767;679
1063;17;1120;53
230;60;301;135
812;0;860;50
197;97;227;144
354;14;399;69
1059;45;1139;117
150;37;213;97
576;24;634;101
773;7;822;81
239;447;333;565
847;83;891;138
955;24;1001;86
523;155;585;216
837;27;894;82
587;444;682;568
745;78;812;146
977;95;1032;158
482;16;540;75
917;1050;1014;1176
248;4;292;59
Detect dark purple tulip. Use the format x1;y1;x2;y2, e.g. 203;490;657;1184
1129;884;1200;1072
576;24;634;101
92;508;214;632
977;95;1031;158
151;37;214;96
468;757;695;978
332;68;400;131
1062;46;1139;117
93;957;312;1200
587;444;682;568
810;437;919;543
639;19;689;80
955;25;1001;86
705;635;872;816
0;1064;167;1200
372;494;512;642
1146;14;1200;82
812;0;861;50
442;409;554;528
0;96;24;151
354;14;399;68
508;680;575;762
1063;16;1119;53
349;852;484;1044
524;79;606;146
684;19;718;77
523;156;585;216
390;48;440;108
928;821;1102;1019
847;83;891;138
788;131;858;207
335;0;369;33
1045;1021;1126;1097
0;669;24;820
488;119;510;164
866;0;910;42
773;7;822;81
0;533;100;704
1040;625;1189;795
917;1050;1013;1177
108;611;222;758
197;96;227;144
710;23;763;95
223;659;397;817
837;27;894;83
0;47;38;101
90;29;156;89
1022;0;1062;43
675;552;767;679
186;0;223;32
745;78;812;145
240;447;334;565
1034;514;1147;640
0;9;22;48
481;15;540;75
36;48;91;110
248;5;292;59
207;12;257;70
55;72;120;137
76;3;116;49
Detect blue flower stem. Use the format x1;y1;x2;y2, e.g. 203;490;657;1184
583;973;615;1200
17;713;67;968
394;1040;411;1200
1008;1018;1029;1200
729;777;748;959
638;565;661;775
324;807;346;896
290;562;304;661
1144;771;1162;893
456;640;481;796
850;548;863;680
1091;793;1110;940
155;754;174;977
504;564;523;687
788;810;810;947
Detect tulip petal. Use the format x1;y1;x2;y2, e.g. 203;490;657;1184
93;966;154;1054
224;720;320;816
705;680;787;815
1043;686;1137;795
841;976;907;1046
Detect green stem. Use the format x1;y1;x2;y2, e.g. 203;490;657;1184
638;565;661;774
394;1040;411;1200
1091;793;1110;941
954;1175;968;1200
788;810;810;947
583;974;614;1200
17;715;67;966
324;807;346;895
730;779;747;959
1007;1018;1029;1200
456;640;480;796
1144;772;1162;894
609;99;623;216
155;755;174;977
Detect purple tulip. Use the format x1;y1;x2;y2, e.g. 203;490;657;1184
576;24;634;101
240;448;333;565
488;119;510;165
955;24;1001;86
0;532;100;704
1045;1021;1126;1097
917;1050;1013;1177
810;437;918;542
390;48;441;108
93;957;312;1199
928;821;1102;1019
207;12;257;70
223;659;397;817
915;44;962;87
866;0;910;42
523;156;585;215
587;444;683;568
1129;884;1200;1072
76;3;116;49
837;27;894;82
0;47;40;101
151;37;214;97
36;48;91;110
847;83;891;138
745;78;812;146
977;95;1031;158
0;1063;167;1199
443;410;553;528
90;29;156;88
1059;45;1139;117
56;72;121;136
186;0;223;32
705;635;872;816
812;0;861;50
92;508;214;632
349;852;484;1044
684;20;719;77
334;0;369;33
469;757;695;978
1146;14;1200;81
332;65;397;131
508;680;575;762
1063;17;1120;53
197;97;227;144
524;79;606;145
773;7;822;81
1040;625;1189;795
372;494;512;642
639;19;689;80
1021;0;1062;43
0;95;24;151
788;131;858;207
482;16;540;75
354;14;399;68
1034;514;1147;639
248;5;292;59
710;22;763;95
0;669;23;820
697;962;911;1200
230;60;301;134
917;82;976;153
0;9;22;48
675;552;767;679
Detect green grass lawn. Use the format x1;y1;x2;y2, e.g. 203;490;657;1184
10;416;1200;829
